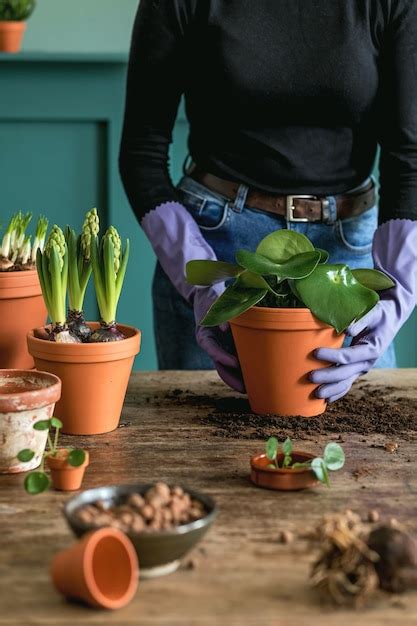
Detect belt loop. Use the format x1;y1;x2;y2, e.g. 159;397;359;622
322;195;338;224
183;154;194;176
231;184;249;213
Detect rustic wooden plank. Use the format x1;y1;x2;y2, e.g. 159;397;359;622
1;370;417;625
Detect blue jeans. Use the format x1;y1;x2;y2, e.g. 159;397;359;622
153;175;397;369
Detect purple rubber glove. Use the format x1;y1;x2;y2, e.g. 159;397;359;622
311;220;417;402
142;201;244;392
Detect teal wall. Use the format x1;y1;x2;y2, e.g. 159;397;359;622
1;0;416;369
23;0;138;54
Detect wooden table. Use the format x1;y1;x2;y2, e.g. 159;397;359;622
1;370;417;626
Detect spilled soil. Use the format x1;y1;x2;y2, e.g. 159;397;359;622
164;383;417;441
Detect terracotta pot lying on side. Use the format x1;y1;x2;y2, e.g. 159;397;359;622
50;527;139;609
47;449;90;491
230;307;344;418
0;21;26;53
0;270;47;369
27;323;141;435
250;452;319;491
0;369;61;474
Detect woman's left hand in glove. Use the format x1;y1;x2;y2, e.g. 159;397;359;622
310;220;417;403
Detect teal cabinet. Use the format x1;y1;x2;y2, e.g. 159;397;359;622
0;53;416;368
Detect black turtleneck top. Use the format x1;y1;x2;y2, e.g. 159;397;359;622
119;0;417;224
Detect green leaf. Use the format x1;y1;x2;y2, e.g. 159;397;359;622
267;463;277;470
186;260;243;285
33;420;50;431
352;269;395;292
201;283;267;326
50;417;63;429
24;472;50;495
316;248;329;264
235;250;283;276
236;249;320;282
266;437;279;461
296;264;379;333
291;462;311;470
237;270;270;289
282;437;293;456
256;230;314;263
311;458;330;487
323;443;345;471
17;449;35;463
68;449;86;467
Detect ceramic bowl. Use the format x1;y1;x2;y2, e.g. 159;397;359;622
63;483;218;578
250;451;319;491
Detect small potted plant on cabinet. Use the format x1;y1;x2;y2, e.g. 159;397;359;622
186;230;394;417
0;211;48;368
0;0;36;53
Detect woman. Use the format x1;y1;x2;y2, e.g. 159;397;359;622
119;0;417;402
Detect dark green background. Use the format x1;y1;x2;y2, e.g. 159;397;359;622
0;0;415;369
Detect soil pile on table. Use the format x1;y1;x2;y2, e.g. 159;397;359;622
165;383;417;440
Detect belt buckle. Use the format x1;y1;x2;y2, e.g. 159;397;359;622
286;195;316;222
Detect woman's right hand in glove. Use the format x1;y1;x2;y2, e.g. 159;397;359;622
141;200;245;392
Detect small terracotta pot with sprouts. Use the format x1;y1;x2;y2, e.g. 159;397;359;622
0;211;48;369
27;210;141;435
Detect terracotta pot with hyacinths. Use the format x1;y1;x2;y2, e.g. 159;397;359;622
0;211;49;368
27;209;141;435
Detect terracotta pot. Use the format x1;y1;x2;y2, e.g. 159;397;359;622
0;369;61;473
46;449;89;491
250;451;319;491
0;21;26;53
50;527;139;609
0;270;47;369
230;307;344;417
27;323;141;435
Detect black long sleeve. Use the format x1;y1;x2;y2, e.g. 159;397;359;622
378;0;417;223
119;0;417;223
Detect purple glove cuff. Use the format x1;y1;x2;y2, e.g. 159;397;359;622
373;219;417;309
141;201;217;302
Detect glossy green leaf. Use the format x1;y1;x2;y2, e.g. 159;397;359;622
68;448;86;467
17;449;35;463
311;458;330;487
24;472;50;495
236;249;320;282
186;260;242;285
352;269;395;292
316;248;329;264
296;264;379;333
282;437;292;456
266;437;278;461
237;270;270;289
235;250;282;275
323;443;345;471
256;230;314;263
50;417;63;429
201;283;267;327
33;420;50;431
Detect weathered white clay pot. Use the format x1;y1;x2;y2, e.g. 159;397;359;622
0;370;61;473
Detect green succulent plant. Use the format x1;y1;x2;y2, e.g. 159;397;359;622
186;230;395;334
18;417;86;495
0;0;36;20
265;437;345;487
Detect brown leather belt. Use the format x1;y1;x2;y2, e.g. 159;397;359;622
189;169;375;223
